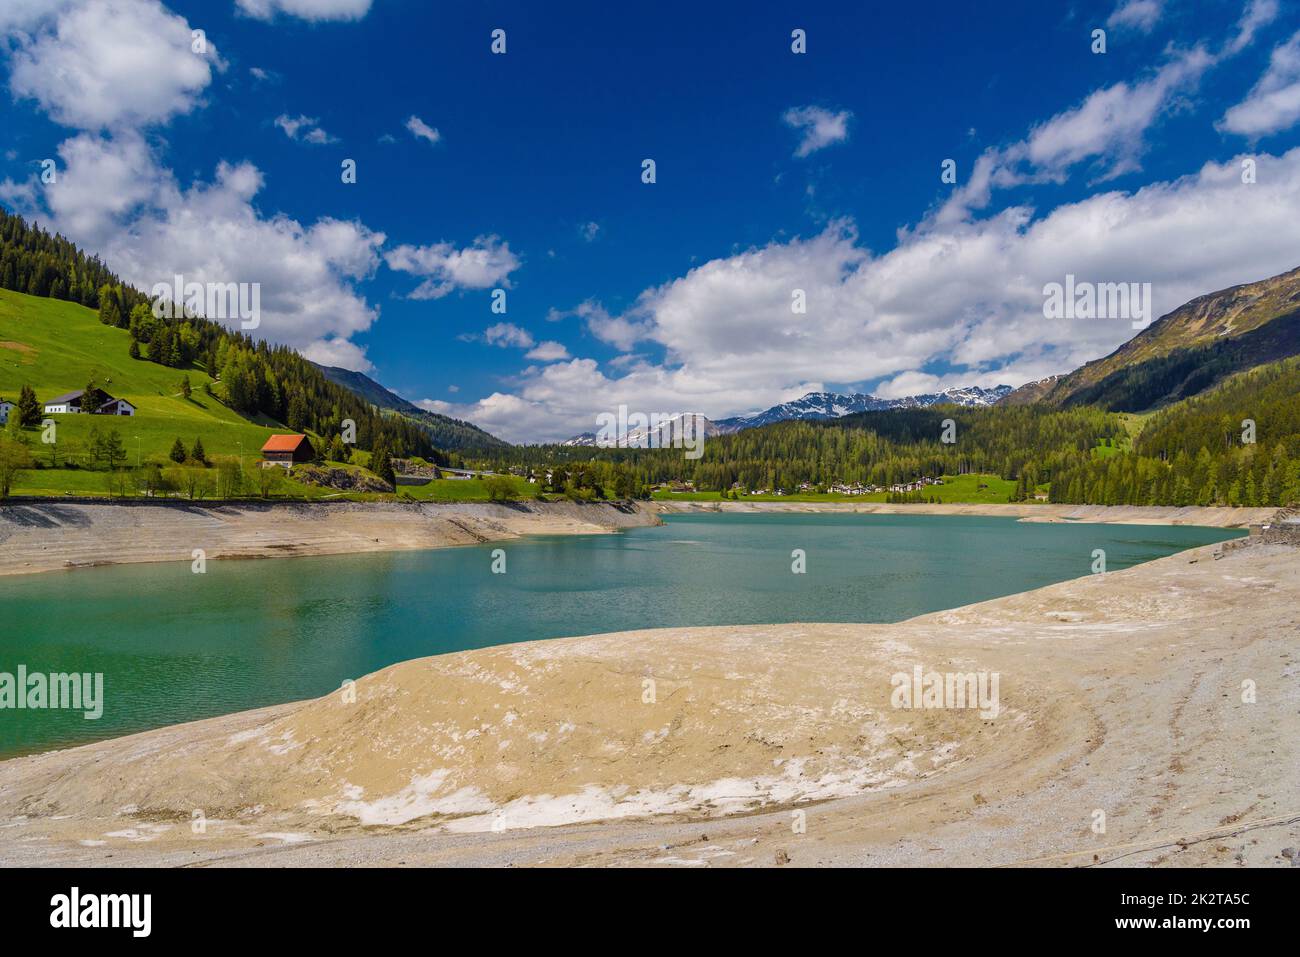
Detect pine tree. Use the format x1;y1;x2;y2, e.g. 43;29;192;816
191;437;206;465
16;384;40;427
169;437;188;464
370;438;394;485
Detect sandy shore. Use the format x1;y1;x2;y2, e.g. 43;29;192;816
0;533;1295;868
0;499;660;577
0;500;1274;579
654;500;1279;527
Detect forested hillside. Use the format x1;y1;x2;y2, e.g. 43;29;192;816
1050;358;1300;506
1003;266;1300;412
0;208;436;460
484;404;1124;500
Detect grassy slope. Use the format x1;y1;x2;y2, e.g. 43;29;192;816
0;289;291;493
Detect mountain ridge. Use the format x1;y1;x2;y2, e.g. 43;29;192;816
560;385;1013;446
1001;266;1300;411
314;364;510;450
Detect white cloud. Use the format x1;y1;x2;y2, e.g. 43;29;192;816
782;106;852;158
1225;0;1279;56
934;47;1212;224
525;340;570;362
385;235;520;299
8;0;224;130
236;0;373;22
274;113;337;144
405;115;441;145
6;131;386;372
580;221;600;242
483;323;534;349
446;149;1300;441
1107;0;1163;33
1220;29;1300;137
564;300;646;352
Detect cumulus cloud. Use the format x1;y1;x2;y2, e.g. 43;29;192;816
445;148;1300;441
236;0;373;21
1107;0;1163;33
405;115;441;145
5;130;387;371
8;0;224;130
385;235;520;299
1220;29;1300;137
274;113;338;144
782;106;852;158
525;340;570;362
483;322;534;349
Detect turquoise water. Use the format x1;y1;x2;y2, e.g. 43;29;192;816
0;513;1241;757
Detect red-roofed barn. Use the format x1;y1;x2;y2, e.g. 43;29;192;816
261;434;315;467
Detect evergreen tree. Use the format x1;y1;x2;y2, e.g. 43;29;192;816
16;384;40;427
370;438;394;485
191;437;206;465
169;437;188;464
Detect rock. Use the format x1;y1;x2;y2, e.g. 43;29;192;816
775;849;790;865
1282;847;1296;859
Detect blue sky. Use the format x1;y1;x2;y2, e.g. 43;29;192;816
3;0;1300;441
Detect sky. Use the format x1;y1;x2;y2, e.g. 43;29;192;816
2;0;1300;442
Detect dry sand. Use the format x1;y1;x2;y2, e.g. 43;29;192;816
0;531;1295;868
0;499;660;577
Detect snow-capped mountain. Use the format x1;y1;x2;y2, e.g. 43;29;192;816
562;413;721;448
561;386;1013;445
712;385;1014;432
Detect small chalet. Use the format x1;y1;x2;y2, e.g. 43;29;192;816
0;398;12;426
261;434;315;467
43;389;135;416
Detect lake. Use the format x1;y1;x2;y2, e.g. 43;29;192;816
0;513;1242;757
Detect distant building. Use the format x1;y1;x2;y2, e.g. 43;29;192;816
42;389;135;416
260;434;315;467
0;399;12;425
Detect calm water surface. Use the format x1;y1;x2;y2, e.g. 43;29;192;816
0;513;1241;756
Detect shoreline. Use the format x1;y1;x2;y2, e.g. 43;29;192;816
0;534;1295;867
0;499;661;578
652;500;1281;527
0;499;1278;579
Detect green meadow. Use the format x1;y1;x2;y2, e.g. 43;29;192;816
0;289;294;495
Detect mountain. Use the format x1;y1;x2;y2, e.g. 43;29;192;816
561;386;1012;445
315;364;509;451
712;385;1014;432
556;387;1003;447
562;413;721;448
315;364;422;414
1001;266;1300;411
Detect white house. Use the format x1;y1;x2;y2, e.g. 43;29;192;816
94;397;136;416
43;389;135;417
0;399;12;425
